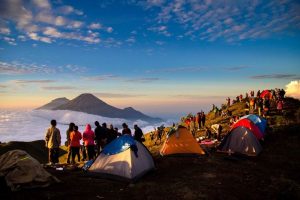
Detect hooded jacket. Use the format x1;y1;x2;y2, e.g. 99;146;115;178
83;124;95;146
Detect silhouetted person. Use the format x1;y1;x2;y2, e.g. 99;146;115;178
45;119;61;165
134;124;144;142
66;122;75;164
122;123;131;135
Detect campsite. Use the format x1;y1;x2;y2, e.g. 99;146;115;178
1;96;299;200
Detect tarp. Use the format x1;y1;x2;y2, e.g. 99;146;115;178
0;150;59;191
231;118;264;140
160;127;205;156
102;135;136;155
218;126;262;156
240;114;267;135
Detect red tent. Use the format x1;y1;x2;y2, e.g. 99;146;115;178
260;90;272;99
231;118;264;140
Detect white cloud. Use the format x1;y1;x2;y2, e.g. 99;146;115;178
31;0;51;9
0;27;10;35
107;27;113;33
142;0;300;42
0;0;102;44
89;23;102;29
3;36;17;45
57;5;83;15
286;80;300;99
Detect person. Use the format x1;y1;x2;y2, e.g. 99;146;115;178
70;125;82;164
249;98;255;113
122;123;131;135
114;127;121;137
107;124;117;144
256;90;261;98
201;112;206;127
189;117;196;137
45;119;61;165
205;127;212;139
66;122;75;164
155;126;163;144
133;124;144;142
277;99;284;114
257;98;263;116
196;112;201;129
211;124;222;141
94;121;103;156
226;97;231;108
82;124;95;161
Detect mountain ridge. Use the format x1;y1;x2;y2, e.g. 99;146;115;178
37;93;161;122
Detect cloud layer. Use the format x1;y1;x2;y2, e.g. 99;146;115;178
286;80;300;99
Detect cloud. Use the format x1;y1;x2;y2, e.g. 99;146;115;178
0;0;103;44
148;25;171;37
224;66;249;71
0;27;10;35
57;5;83;15
0;61;86;75
250;74;300;79
3;36;17;45
146;66;206;73
83;75;119;81
41;86;77;90
94;93;145;98
107;27;113;33
89;23;102;29
14;80;56;84
125;77;160;83
0;84;7;88
286;80;300;99
141;0;300;42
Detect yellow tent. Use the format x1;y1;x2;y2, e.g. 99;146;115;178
160;127;205;156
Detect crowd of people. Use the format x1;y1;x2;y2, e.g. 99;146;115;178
45;120;145;165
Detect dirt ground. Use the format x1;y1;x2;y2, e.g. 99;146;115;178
1;124;299;200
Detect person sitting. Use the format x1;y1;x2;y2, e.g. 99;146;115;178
122;123;132;135
133;124;144;143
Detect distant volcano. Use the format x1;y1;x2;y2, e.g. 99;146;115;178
37;93;161;122
36;97;70;110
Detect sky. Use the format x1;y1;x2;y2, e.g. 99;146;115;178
0;0;300;118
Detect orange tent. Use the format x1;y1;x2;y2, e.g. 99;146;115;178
160;127;205;156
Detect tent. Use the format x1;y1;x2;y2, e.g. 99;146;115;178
260;90;272;99
0;150;59;191
231;118;264;140
218;126;262;156
160;127;205;156
240;114;267;135
88;135;155;181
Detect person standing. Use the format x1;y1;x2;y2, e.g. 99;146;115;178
94;121;103;156
45;119;61;165
70;125;82;164
201;112;206;128
66;122;75;164
82;124;95;161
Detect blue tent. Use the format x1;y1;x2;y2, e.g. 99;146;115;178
102;135;137;155
241;114;267;135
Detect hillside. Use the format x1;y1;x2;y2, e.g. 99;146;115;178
1;96;300;200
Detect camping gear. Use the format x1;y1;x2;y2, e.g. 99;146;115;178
240;114;267;135
160;127;205;156
88;135;155;181
0;150;59;191
218;126;262;156
231;118;264;140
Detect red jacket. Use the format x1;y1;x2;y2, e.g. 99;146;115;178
83;124;95;146
70;131;82;147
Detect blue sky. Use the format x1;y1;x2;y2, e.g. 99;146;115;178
0;0;300;118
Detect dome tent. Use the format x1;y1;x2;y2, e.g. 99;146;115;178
160;126;205;156
240;114;267;135
231;118;264;140
88;135;155;181
218;126;262;156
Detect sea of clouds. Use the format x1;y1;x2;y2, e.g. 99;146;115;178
0;109;174;143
